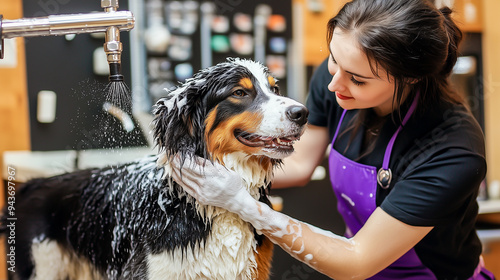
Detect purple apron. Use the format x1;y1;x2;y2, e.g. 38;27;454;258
328;93;494;279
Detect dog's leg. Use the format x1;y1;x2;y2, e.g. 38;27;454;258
31;239;101;280
254;237;274;280
31;239;70;280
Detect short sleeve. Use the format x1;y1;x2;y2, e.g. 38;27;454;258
381;147;486;227
305;58;334;127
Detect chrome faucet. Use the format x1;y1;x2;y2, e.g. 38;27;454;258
0;0;134;81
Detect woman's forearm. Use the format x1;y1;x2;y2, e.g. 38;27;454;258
238;197;366;280
240;199;432;280
272;163;313;188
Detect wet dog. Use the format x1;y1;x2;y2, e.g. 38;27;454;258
4;58;308;280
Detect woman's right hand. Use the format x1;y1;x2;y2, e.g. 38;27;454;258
169;155;249;211
169;155;278;232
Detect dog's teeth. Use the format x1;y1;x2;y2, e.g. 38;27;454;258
272;137;295;147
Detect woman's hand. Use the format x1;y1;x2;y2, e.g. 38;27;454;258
170;155;258;219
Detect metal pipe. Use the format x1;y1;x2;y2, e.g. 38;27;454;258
0;0;134;82
1;11;134;39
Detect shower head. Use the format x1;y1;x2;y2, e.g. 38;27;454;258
104;25;124;82
102;0;125;82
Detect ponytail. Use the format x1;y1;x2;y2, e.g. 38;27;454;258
439;6;463;77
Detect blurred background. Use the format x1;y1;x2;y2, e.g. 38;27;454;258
1;0;499;279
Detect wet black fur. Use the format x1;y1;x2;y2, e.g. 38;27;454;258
2;59;273;280
8;157;214;279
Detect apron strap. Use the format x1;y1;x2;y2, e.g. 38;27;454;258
378;90;420;188
381;90;420;170
332;109;348;143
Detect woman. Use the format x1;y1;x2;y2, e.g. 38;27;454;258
171;0;495;279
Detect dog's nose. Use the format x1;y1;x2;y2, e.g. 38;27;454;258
286;105;309;126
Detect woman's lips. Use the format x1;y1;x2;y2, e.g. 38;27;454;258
336;92;354;100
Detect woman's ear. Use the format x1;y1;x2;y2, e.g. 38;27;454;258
408;78;420;84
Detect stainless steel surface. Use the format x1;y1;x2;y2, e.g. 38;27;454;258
1;11;134;39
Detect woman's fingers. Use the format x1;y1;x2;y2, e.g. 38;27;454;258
168;153;246;209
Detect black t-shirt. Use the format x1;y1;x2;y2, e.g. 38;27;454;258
306;58;487;279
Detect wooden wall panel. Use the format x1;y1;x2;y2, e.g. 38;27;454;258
482;1;500;191
452;0;484;32
293;0;349;66
0;0;30;278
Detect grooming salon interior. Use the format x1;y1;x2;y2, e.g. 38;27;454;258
1;0;500;279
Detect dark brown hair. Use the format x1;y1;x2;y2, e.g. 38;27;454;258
328;0;465;113
327;0;464;154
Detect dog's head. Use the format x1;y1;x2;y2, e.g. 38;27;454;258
153;58;308;170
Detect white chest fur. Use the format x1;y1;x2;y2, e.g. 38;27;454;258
147;211;258;279
151;152;272;280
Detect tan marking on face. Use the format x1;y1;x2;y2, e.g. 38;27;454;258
205;108;271;170
239;78;254;90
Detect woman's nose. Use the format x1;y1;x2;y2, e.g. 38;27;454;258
328;71;345;93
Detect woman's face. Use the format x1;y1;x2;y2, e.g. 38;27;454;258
328;29;397;116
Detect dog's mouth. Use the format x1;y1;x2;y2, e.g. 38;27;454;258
234;129;300;150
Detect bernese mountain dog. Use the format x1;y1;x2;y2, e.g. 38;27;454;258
4;58;308;280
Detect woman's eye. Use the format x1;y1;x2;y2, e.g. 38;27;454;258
233;89;247;97
272;86;280;95
350;76;365;86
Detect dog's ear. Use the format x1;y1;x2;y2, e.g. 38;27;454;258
152;61;239;160
152;80;208;160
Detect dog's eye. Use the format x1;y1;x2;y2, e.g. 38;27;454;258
233;89;247;97
272;86;280;95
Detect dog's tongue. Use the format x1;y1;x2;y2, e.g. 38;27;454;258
237;131;297;148
237;135;269;147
